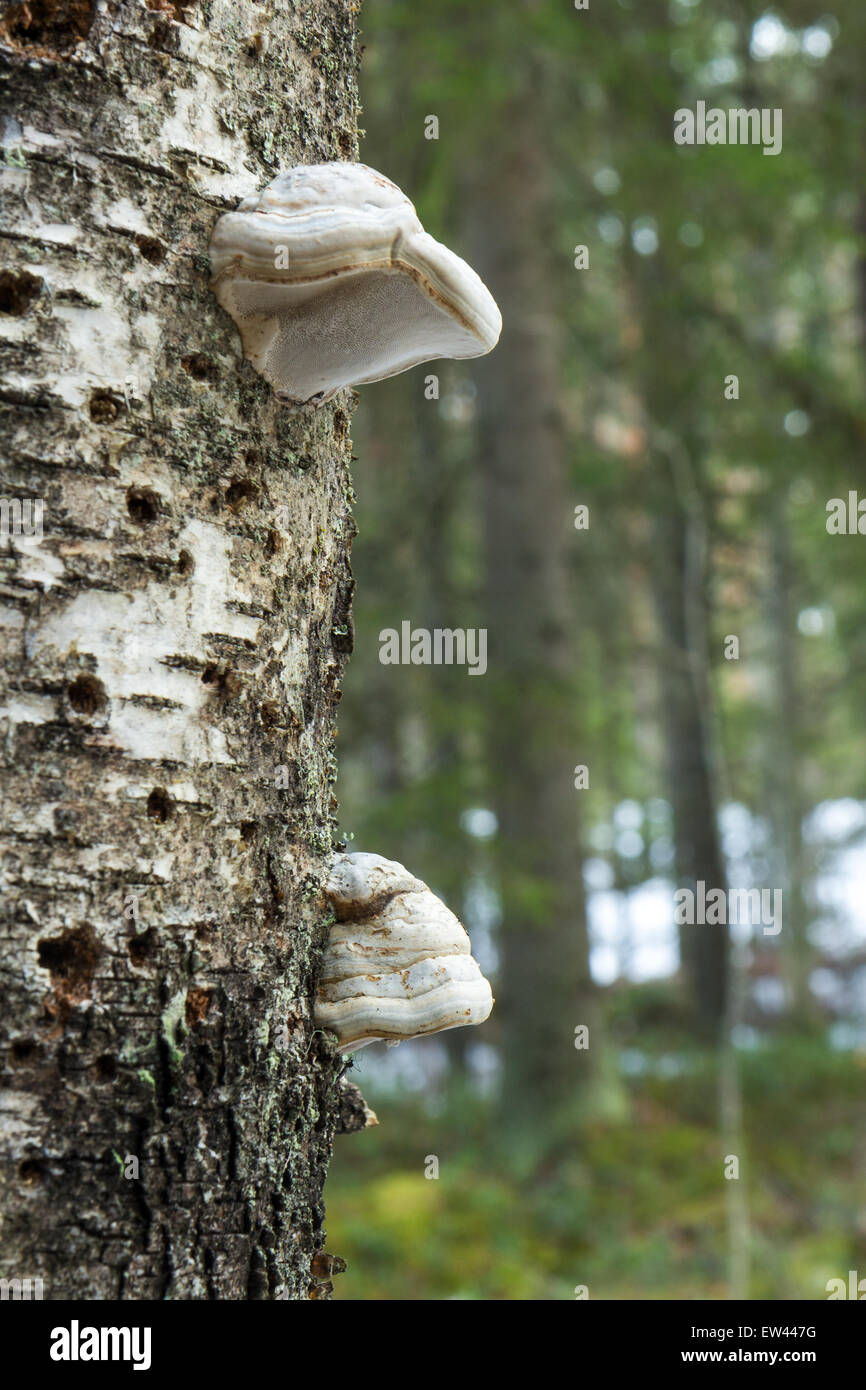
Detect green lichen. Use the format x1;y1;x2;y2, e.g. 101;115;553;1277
161;989;188;1070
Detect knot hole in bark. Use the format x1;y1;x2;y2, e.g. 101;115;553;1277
37;923;100;1004
146;786;173;822
126;486;161;525
66;672;107;716
0;268;43;315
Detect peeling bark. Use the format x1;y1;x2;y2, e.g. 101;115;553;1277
0;0;361;1300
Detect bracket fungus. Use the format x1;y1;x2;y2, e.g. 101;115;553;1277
209;162;502;405
315;852;494;1050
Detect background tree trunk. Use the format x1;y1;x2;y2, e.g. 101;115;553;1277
767;492;813;1026
0;0;360;1300
649;440;730;1039
472;112;595;1131
631;246;730;1041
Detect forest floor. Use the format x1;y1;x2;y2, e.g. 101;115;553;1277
325;1036;866;1300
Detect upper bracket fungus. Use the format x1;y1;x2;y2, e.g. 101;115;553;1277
209;163;502;406
315;852;494;1049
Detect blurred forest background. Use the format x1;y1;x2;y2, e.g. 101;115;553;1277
325;0;866;1299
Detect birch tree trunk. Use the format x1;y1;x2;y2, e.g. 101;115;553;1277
0;0;361;1300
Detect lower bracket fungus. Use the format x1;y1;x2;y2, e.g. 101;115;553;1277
315;852;494;1049
209;162;502;406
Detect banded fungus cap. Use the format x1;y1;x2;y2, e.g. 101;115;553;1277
209;162;502;406
315;851;494;1050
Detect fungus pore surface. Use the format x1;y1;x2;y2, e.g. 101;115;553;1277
209;162;502;405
